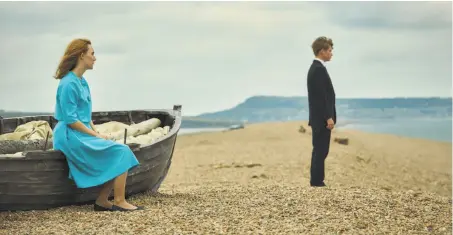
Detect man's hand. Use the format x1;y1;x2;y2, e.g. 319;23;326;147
326;118;334;130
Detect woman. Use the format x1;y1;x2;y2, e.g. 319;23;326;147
53;38;143;212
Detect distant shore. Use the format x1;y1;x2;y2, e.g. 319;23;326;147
179;117;452;143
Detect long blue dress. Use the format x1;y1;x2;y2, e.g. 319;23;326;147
53;71;139;188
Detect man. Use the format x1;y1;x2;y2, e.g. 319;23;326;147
306;36;336;187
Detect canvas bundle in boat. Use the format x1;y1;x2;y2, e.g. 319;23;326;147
95;118;170;146
119;126;170;146
98;118;162;140
0;119;171;157
0;121;53;141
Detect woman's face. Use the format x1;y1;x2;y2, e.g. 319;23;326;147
81;45;96;70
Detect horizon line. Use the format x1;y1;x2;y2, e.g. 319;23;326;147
0;95;451;113
247;95;452;99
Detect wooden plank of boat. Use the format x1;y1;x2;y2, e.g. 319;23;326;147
0;105;182;211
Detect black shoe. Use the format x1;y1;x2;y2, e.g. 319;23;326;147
112;204;145;212
310;182;327;187
93;203;113;211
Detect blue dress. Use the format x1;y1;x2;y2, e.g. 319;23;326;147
53;71;139;188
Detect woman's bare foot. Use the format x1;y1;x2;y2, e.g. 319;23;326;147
114;200;138;210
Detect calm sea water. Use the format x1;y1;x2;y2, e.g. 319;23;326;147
178;127;227;135
337;118;452;143
178;118;452;143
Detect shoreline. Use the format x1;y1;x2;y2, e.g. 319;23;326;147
180;119;453;143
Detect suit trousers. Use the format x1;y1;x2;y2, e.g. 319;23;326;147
310;125;331;185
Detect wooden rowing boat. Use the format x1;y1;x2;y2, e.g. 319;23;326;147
0;105;182;211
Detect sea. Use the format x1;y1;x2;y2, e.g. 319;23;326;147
337;117;452;143
178;127;227;136
178;118;452;143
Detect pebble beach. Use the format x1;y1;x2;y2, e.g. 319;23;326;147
1;121;451;234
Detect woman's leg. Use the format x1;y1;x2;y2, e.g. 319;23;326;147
95;180;114;208
113;171;138;209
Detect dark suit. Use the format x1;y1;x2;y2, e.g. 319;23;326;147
306;59;336;185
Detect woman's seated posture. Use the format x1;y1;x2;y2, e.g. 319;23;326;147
53;38;143;212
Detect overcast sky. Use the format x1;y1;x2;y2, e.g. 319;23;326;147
0;1;451;115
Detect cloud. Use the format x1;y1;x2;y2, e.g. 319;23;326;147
319;1;452;30
0;1;451;115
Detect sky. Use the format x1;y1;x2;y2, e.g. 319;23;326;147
0;1;451;115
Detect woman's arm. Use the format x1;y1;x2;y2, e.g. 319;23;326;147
89;121;97;133
69;121;99;137
60;81;100;138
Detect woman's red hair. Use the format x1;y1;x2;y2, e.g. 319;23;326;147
54;38;91;79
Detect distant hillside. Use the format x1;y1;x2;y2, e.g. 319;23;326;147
196;96;452;123
180;116;239;128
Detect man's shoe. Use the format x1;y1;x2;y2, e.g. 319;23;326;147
310;182;326;187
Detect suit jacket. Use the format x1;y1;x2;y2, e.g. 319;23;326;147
307;60;336;127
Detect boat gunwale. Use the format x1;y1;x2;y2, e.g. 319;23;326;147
0;108;182;160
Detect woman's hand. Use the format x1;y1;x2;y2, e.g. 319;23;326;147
96;133;109;140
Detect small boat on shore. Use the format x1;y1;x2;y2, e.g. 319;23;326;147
0;105;182;211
